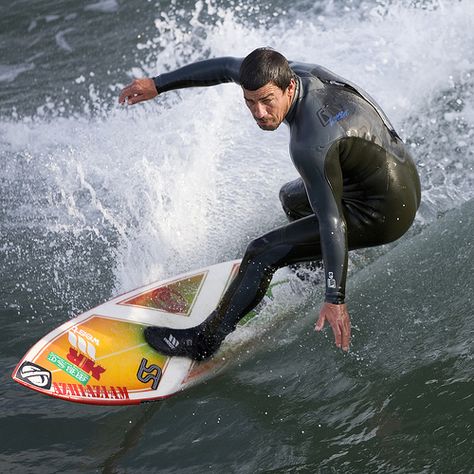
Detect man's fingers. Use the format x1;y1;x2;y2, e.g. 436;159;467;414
330;319;342;348
316;303;351;352
341;316;350;351
119;90;145;105
119;82;143;104
315;313;325;331
118;84;136;104
119;78;157;105
126;94;146;105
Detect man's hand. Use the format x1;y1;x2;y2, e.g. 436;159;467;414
118;78;158;105
315;302;351;351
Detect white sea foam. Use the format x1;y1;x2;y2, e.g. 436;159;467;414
84;0;119;13
0;63;35;82
1;0;472;297
55;28;75;52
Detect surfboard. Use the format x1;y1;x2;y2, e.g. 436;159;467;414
11;260;289;405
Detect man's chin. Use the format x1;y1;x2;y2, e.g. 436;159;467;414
257;122;279;131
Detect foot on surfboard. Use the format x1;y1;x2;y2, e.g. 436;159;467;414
144;318;225;361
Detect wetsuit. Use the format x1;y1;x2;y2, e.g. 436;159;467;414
144;57;421;360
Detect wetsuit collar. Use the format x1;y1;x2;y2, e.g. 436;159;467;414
284;76;301;125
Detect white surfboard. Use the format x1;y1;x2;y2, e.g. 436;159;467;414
12;260;289;405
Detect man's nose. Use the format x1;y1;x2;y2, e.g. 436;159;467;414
252;103;266;119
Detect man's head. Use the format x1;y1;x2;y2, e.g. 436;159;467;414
239;48;296;131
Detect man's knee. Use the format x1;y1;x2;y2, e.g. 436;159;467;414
245;236;271;262
243;232;288;269
279;178;312;221
279;184;292;216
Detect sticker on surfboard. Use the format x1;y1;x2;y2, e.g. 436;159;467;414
12;260;289;405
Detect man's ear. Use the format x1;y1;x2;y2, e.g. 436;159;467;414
287;78;296;96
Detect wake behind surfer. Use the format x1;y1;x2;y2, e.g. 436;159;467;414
119;48;421;360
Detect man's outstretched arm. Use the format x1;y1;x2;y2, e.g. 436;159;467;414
119;57;242;105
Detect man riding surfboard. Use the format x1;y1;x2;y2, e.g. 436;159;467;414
119;48;421;360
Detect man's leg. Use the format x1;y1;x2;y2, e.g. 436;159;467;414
145;214;326;360
279;177;322;278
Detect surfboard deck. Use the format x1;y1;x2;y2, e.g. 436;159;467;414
11;260;289;405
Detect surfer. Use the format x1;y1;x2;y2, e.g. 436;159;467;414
119;48;421;360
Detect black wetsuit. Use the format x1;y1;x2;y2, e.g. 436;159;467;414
144;57;421;360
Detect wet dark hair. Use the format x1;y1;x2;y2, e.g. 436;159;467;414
239;48;294;91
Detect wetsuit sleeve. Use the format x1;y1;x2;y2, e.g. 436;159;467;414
291;139;348;304
153;57;242;93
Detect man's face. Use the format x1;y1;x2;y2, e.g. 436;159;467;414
242;79;296;131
